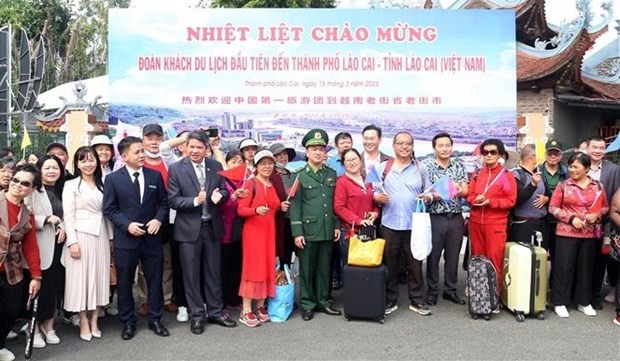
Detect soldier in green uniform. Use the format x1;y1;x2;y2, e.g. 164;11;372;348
290;129;342;321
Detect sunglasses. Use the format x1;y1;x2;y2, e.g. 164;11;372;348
481;149;499;156
11;177;32;188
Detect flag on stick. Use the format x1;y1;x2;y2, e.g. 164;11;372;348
21;124;31;150
217;163;248;182
286;175;300;201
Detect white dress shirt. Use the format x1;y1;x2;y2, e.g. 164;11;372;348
126;165;145;203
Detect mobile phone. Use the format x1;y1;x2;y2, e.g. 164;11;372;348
205;128;219;138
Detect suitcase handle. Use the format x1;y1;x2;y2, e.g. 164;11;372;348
504;273;511;287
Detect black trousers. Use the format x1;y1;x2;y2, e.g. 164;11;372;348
551;236;596;307
221;241;242;308
169;223;187;308
382;226;424;304
508;218;545;244
37;241;65;321
427;213;463;297
0;274;25;349
179;221;223;320
543;221;558;288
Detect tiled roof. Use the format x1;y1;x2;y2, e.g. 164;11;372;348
581;77;620;100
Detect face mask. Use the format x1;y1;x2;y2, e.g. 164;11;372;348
275;162;286;168
145;150;161;159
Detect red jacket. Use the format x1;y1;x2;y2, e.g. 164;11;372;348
467;165;517;225
334;175;379;231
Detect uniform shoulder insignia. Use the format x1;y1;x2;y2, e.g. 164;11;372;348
293;165;306;174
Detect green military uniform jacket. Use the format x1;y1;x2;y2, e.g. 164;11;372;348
290;164;339;241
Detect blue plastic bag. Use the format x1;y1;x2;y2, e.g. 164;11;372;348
268;265;295;322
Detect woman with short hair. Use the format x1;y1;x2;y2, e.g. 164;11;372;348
549;152;608;318
24;155;66;348
0;164;42;361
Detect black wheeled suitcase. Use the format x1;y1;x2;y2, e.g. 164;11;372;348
343;264;386;324
467;255;499;320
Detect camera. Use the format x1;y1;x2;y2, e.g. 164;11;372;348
205;128;219;138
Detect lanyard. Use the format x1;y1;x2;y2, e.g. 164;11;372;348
482;169;504;196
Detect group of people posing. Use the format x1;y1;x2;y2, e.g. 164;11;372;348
0;123;619;361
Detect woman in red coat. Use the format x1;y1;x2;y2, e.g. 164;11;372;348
334;148;379;264
237;150;290;328
466;139;517;298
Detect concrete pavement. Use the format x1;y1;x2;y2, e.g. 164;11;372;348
7;282;619;361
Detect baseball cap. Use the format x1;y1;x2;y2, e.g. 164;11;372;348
546;139;563;152
46;142;68;154
143;123;164;136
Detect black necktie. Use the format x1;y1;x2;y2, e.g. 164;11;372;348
133;172;141;203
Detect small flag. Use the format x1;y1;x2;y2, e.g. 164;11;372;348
287;175;300;201
21;124;31;150
431;175;459;201
606;133;620;153
535;139;546;165
364;164;382;184
217;163;248;182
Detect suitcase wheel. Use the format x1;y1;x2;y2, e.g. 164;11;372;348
378;318;385;324
484;315;491;321
515;314;525;323
345;314;351;321
536;312;545;321
472;314;479;320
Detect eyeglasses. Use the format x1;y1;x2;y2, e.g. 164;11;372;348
481;149;499;156
394;141;413;147
344;158;359;164
546;150;561;156
11;177;32;188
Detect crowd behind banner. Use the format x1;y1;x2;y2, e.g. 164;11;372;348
0;124;619;360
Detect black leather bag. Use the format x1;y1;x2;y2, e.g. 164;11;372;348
358;225;376;241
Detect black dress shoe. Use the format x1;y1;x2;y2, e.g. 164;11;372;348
426;295;438;306
315;306;342;316
148;321;170;337
121;324;136;340
301;309;314;321
208;315;237;328
190;319;204;335
443;293;466;305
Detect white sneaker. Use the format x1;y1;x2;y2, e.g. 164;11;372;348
97;308;106;318
578;304;597;316
42;329;60;345
0;348;15;361
4;330;17;342
32;333;46;349
59;313;80;327
604;291;616;303
176;306;189;322
19;322;29;335
554;305;569;318
105;304;118;316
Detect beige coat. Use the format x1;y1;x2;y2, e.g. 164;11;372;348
24;188;65;270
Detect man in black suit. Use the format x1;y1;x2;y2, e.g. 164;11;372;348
168;131;237;334
103;136;170;340
586;136;620;310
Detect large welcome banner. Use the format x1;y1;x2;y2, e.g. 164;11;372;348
108;9;516;158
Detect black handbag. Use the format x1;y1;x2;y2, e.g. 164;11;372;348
358;225;377;241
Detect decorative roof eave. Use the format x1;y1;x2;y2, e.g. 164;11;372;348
556;93;620;109
518;0;612;57
447;0;528;9
517;0;557;43
581;76;620;100
35;112;110;133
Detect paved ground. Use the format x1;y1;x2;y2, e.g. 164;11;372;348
7;278;619;361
